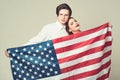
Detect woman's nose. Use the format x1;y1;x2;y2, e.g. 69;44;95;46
76;22;79;26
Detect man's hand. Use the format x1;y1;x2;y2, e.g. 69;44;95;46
5;51;9;57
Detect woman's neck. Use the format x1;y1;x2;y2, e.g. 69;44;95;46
72;30;81;34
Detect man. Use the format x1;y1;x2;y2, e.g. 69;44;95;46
5;3;72;60
5;3;72;80
25;3;72;45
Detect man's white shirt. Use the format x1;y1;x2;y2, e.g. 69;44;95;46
25;21;68;45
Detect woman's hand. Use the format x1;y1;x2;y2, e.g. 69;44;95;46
108;22;112;28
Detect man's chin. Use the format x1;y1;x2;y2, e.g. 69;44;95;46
61;22;66;25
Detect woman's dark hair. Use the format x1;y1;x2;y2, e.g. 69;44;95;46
56;3;72;17
66;17;74;35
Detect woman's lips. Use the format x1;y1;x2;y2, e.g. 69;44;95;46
76;24;80;27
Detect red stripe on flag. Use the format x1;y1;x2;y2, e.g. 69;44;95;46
58;41;111;64
97;68;111;80
55;32;111;54
61;50;111;73
52;22;109;43
62;60;111;80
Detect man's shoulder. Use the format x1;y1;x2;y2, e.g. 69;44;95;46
45;22;57;26
42;22;58;29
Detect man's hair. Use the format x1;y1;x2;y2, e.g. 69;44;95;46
56;3;72;17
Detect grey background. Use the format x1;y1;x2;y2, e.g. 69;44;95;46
0;0;120;80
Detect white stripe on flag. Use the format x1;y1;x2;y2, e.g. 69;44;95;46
60;46;111;69
56;56;110;79
80;66;110;80
54;27;109;49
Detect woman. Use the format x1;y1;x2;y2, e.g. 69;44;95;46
66;17;81;35
66;17;112;35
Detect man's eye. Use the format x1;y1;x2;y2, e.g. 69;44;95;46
59;13;62;16
65;14;69;16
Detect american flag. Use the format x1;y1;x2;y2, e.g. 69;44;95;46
7;22;112;80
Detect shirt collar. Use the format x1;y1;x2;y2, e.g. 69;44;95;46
56;21;66;29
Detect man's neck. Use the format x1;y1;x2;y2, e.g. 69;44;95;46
57;21;66;27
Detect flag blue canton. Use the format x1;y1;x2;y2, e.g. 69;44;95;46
7;40;61;80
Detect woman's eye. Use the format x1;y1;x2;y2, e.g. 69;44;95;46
71;22;73;25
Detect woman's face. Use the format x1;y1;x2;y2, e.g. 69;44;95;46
68;18;80;33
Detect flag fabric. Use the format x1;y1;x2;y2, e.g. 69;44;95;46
7;22;112;80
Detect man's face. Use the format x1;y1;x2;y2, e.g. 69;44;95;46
57;9;69;25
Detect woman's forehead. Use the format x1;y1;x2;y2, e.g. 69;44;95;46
69;18;76;22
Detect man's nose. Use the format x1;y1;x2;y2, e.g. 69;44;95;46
62;15;65;19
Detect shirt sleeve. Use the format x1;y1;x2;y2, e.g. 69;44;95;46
24;25;49;45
